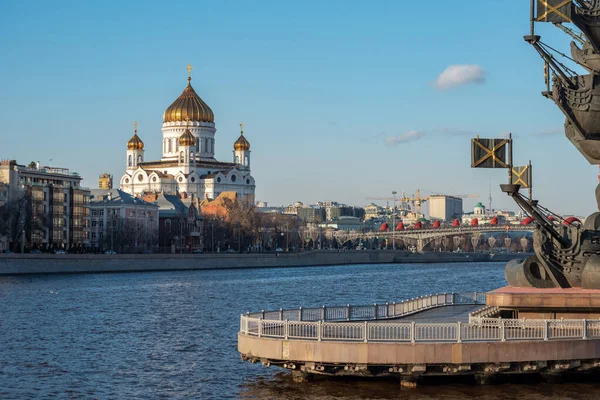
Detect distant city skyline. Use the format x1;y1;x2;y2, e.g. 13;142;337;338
1;1;597;216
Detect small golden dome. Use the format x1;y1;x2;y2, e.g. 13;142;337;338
234;134;250;151
163;73;214;123
234;122;250;151
127;133;144;150
178;128;196;146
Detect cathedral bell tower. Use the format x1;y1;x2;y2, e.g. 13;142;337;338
233;122;251;170
178;120;197;174
126;121;144;172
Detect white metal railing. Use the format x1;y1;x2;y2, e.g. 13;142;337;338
469;305;501;323
245;292;484;322
241;315;600;343
240;292;600;343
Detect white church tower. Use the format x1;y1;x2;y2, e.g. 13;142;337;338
177;121;196;174
233;122;251;170
126;121;144;172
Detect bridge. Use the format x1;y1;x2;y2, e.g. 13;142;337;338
333;226;534;252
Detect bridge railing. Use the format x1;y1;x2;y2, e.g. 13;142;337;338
245;292;484;323
241;315;600;343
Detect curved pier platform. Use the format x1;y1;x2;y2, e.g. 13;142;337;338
238;292;600;384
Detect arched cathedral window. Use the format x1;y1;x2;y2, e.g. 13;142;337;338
137;155;142;164
235;156;239;164
244;156;249;166
128;155;132;167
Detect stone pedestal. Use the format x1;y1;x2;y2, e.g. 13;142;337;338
487;286;600;319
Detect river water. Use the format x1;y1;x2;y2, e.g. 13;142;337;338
1;262;599;399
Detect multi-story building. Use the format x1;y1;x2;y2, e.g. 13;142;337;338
89;189;159;252
0;160;90;251
98;173;113;189
429;195;463;222
296;204;325;223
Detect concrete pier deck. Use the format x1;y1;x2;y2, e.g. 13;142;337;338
238;292;600;382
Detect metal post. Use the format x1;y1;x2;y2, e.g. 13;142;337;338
299;306;303;321
258;318;262;337
501;319;506;342
544;320;549;340
284;319;289;340
457;321;462;343
528;160;533;200
321;305;326;321
374;303;377;320
583;320;588;340
261;309;265;319
346;304;350;321
530;0;535;36
411;322;416;343
508;133;513;185
279;308;284;321
318;321;322;341
364;321;368;343
386;302;390;319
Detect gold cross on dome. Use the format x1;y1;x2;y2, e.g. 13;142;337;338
240;122;244;134
133;121;138;132
187;64;193;79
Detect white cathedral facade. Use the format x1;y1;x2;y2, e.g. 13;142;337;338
119;67;256;202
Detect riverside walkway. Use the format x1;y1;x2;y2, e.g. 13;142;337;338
238;292;600;384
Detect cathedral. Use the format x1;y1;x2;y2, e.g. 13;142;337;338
119;66;256;202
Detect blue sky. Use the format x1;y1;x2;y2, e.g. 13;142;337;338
0;0;597;216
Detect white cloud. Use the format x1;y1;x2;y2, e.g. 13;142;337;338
385;130;424;146
435;64;486;90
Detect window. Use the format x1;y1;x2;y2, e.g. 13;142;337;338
137;155;142;164
235;156;239;164
204;138;209;153
152;177;157;182
191;177;196;183
165;219;172;232
246;179;250;184
125;178;129;184
231;175;237;182
244;156;249;166
168;139;172;153
91;220;97;227
92;232;97;239
178;177;183;183
128;155;132;167
138;174;143;182
180;151;184;162
217;177;221;183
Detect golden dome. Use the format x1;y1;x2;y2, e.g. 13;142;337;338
178;128;196;146
127;122;144;150
234;123;250;151
234;134;250;151
163;73;214;123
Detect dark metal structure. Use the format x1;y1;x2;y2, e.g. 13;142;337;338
472;1;600;288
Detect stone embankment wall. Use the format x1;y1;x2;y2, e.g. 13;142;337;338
0;250;525;276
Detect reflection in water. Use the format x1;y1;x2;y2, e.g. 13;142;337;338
240;373;600;400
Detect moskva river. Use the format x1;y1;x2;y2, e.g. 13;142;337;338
1;262;600;399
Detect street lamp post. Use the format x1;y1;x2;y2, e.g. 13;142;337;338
392;190;397;250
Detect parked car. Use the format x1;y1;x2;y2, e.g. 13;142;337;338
31;249;42;254
104;250;117;255
191;248;203;254
55;250;66;254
